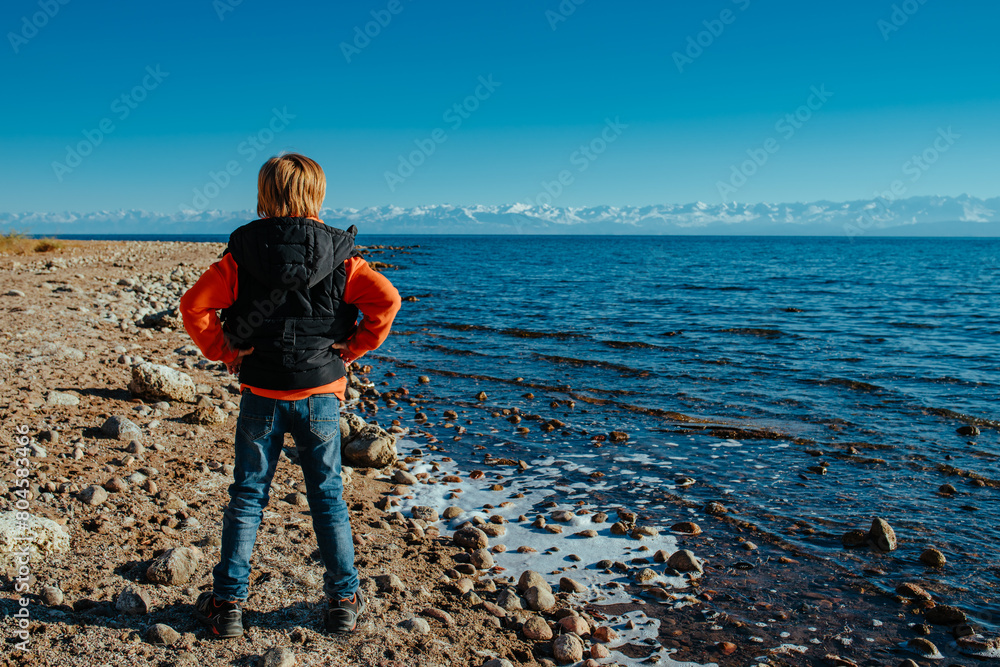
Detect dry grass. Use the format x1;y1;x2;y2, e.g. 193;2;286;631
33;237;65;253
0;232;74;255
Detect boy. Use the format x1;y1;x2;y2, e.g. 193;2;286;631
179;153;401;637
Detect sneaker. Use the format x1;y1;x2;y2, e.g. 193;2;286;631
194;591;244;638
324;589;366;633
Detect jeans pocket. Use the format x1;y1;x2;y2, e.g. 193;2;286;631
308;393;341;441
238;391;276;442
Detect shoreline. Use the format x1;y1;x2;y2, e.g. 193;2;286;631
0;241;992;666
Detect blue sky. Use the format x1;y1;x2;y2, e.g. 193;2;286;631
2;0;998;213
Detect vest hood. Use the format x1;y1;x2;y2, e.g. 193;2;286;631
228;217;358;291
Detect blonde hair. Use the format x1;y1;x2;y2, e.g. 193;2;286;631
256;153;326;218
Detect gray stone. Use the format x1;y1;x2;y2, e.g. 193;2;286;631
411;506;438;522
392;469;418;485
116;586;152;615
101;415;142;442
129;362;196;403
869;517;897;552
399;617;431;634
516;570;551;595
260;647;297;667
552;633;584;664
525;585;556;611
40;585;64;606
46;391;79;406
79;485;109;506
470;548;494;570
495;588;524;611
454;526;489;550
667;549;703;573
342;424;397;468
146;546;201;586
145;623;180;645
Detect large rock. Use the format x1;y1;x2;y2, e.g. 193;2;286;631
517;570;551;595
129;362;196;403
453;526;489;550
868;518;897;552
145;546;201;586
116;586;152;615
0;512;70;568
101;415;142;441
667;549;703;573
525;585;556;611
339;413;368;442
553;633;584;664
342;424;397;468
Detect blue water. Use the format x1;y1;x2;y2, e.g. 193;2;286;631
64;233;1000;619
362;235;1000;621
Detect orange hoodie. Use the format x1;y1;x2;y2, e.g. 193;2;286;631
179;240;401;401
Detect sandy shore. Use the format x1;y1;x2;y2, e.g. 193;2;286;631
0;241;986;667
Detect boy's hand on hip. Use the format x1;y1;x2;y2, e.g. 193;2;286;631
331;341;357;364
227;347;254;375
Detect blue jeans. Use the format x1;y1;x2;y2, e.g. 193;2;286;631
213;390;359;602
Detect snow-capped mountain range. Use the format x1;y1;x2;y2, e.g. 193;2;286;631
4;195;999;236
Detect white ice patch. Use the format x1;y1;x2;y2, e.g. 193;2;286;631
391;441;714;667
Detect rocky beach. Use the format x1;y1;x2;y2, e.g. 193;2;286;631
1;240;997;667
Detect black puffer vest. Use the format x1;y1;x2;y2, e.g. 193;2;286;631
220;217;360;390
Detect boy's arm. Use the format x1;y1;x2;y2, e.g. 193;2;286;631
179;254;242;367
337;256;402;363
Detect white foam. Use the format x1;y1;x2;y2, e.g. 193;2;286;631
390;443;714;667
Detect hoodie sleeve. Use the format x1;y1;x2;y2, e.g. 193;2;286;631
339;256;402;363
179;253;241;366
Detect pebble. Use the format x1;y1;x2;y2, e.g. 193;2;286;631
590;644;611;660
957;425;980;437
101;415;142;441
417;375;430;384
925;604;967;625
920;548;947;567
146;623;180;645
421;607;454;626
868;517;897;552
559;577;586;594
259;647;296;667
399;617;431;634
896;583;932;601
482;660;514;667
104;477;129;493
939;483;957;495
559;615;590;636
552;633;584;664
704;501;728;515
392;469;418;485
116;585;152;615
671;521;701;535
411;506;438;521
454;526;489;550
907;637;941;657
592;626;619;643
525;585;556;611
79;485;108;506
471;548;495;569
41;585;63;606
145;546;201;586
442;506;464;519
523;615;553;640
717;641;737;656
496;589;524;611
517;570;551;594
375;573;406;593
667;550;703;573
